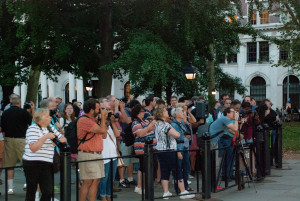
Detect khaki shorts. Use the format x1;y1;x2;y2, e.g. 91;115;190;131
0;140;4;158
77;151;104;180
3;138;25;167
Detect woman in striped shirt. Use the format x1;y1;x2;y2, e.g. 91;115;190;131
22;108;67;201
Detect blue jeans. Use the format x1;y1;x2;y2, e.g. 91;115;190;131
219;137;234;178
98;159;118;198
175;148;191;192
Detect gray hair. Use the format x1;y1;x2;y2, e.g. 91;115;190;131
171;107;183;118
33;108;49;124
40;99;51;108
10;95;21;105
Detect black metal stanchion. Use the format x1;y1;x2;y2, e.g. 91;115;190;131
5;168;8;201
211;150;216;193
263;127;271;176
202;139;211;199
144;139;154;201
275;122;282;169
60;151;71;201
255;125;264;178
76;162;79;201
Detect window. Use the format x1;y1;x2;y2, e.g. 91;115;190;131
283;75;299;109
260;10;269;24
228;54;237;63
259;42;269;62
251;9;257;25
279;41;289;61
247;42;257;62
218;55;225;64
250;76;266;103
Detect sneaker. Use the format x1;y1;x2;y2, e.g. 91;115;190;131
163;191;172;199
7;189;14;195
128;179;137;185
119;180;130;188
35;197;40;201
217;185;223;190
53;198;59;201
179;190;195;199
134;186;143;195
187;180;192;185
23;183;27;191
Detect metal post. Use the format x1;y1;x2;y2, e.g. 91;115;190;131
144;142;154;201
110;158;114;201
5;168;8;201
60;151;71;201
202;139;211;199
263;129;271;175
211;150;216;192
275;126;283;168
76;162;79;201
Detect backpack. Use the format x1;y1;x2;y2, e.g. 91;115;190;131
64;115;95;154
123;122;135;146
196;122;224;147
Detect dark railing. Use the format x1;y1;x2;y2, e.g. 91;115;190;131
0;124;283;201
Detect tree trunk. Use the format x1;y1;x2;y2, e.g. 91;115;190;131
1;85;14;109
97;0;113;98
166;81;172;104
25;67;41;104
207;43;216;108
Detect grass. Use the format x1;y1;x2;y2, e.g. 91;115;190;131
282;122;300;153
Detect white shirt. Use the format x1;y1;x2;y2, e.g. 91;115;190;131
23;123;63;163
102;126;118;164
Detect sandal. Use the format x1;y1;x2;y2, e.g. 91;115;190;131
187;187;194;191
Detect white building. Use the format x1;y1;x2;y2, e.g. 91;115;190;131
0;1;298;109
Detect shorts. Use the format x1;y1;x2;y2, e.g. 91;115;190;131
3;137;25;167
157;152;183;180
77;151;104;180
190;134;198;157
0;140;4;158
119;142;138;167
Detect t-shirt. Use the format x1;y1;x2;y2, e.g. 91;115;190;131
155;121;177;151
102;126;118;164
23;123;63;163
209;115;232;142
77;114;103;152
144;108;152;119
132;119;156;155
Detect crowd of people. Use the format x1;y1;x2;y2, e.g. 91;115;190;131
0;92;285;201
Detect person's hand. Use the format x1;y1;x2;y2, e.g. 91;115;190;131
177;152;183;160
114;99;120;108
265;109;270;117
185;135;191;139
183;105;188;113
240;118;247;124
45;132;56;140
234;112;239;120
119;101;126;110
110;114;118;123
101;107;108;119
59;136;67;143
30;101;36;110
148;120;156;130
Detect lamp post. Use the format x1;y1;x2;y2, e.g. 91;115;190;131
184;62;196;80
85;82;93;96
211;88;217;95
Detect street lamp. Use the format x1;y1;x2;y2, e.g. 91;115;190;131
184;62;196;80
212;88;217;95
85;82;93;92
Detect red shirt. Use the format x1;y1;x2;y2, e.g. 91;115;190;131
77;114;103;152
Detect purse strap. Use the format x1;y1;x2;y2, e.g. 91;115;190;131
108;132;121;157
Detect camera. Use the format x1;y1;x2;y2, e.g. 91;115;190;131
263;123;272;130
187;102;194;109
273;120;282;128
52;136;70;152
239;109;252;118
144;136;153;144
195;101;209;119
255;125;264;142
23;102;32;110
107;112;120;120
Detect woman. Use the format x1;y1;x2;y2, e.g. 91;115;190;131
59;103;76;133
23;108;67;201
170;107;193;192
154;107;195;199
131;104;156;194
97;114;120;201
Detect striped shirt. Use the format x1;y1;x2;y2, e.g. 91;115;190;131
23;123;63;163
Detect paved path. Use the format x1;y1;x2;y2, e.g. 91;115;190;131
0;159;299;201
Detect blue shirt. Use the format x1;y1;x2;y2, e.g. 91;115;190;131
209;115;231;143
171;119;187;151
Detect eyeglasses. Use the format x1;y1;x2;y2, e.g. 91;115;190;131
140;110;146;113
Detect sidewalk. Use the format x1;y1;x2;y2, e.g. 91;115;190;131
0;158;299;201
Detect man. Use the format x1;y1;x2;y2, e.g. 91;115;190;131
1;95;32;194
3;93;18;111
56;96;65;117
215;94;229;119
144;96;156;119
217;98;232;119
77;98;108;201
156;99;166;108
167;96;178;118
40;98;63;132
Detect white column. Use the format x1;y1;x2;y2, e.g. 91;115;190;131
13;86;21;95
111;79;115;95
48;79;55;97
21;83;27;106
69;73;76;102
76;78;84;103
41;73;48;98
